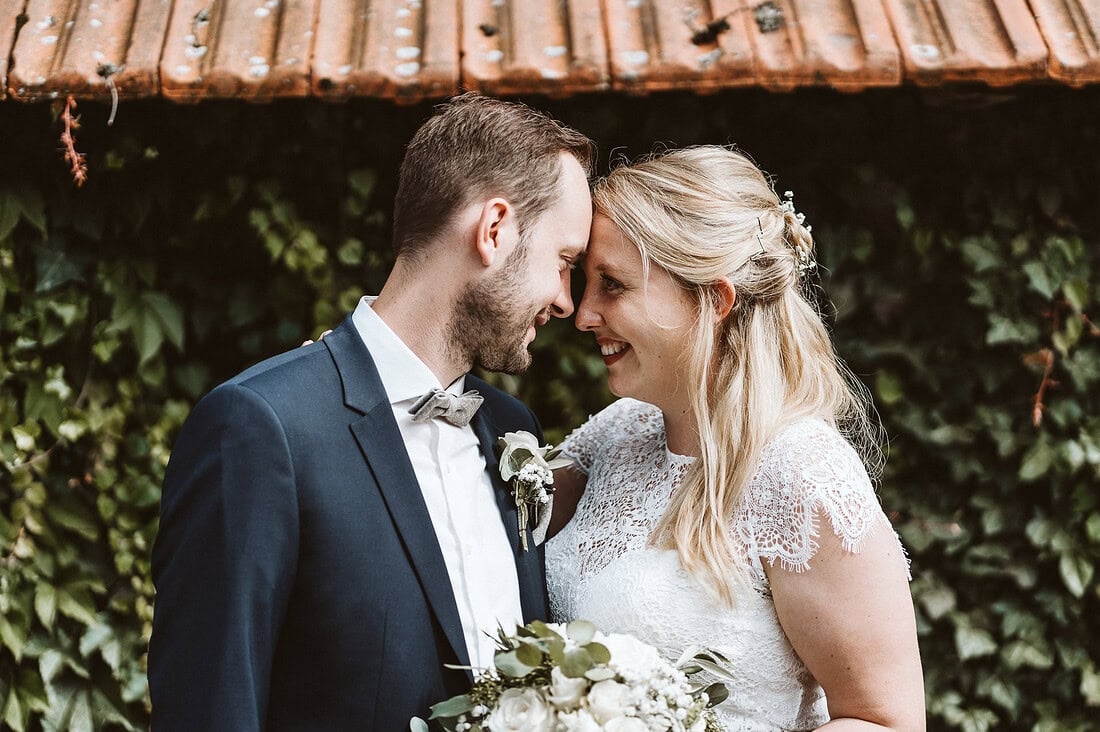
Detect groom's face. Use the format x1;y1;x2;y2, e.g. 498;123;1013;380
451;154;592;374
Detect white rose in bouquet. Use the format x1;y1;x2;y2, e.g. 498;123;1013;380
587;679;633;724
600;633;662;676
547;666;588;710
557;709;603;732
484;688;554;732
605;718;649;732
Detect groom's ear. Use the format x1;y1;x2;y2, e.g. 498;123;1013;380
712;277;736;322
474;198;516;267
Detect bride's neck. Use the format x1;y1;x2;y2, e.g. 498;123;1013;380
662;405;700;458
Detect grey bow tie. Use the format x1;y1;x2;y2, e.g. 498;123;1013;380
408;388;484;427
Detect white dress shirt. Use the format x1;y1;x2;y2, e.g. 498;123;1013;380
352;296;523;668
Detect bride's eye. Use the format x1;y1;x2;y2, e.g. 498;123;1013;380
600;274;625;294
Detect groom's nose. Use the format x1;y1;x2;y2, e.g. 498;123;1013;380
549;271;575;318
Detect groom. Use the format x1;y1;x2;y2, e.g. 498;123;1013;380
148;95;593;730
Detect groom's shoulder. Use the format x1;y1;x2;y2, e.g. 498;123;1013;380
198;340;337;415
225;340;332;391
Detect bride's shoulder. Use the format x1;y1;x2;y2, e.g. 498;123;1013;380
570;398;661;436
560;398;661;474
756;416;866;479
738;418;888;571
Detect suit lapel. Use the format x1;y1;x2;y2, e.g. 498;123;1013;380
324;318;471;670
470;403;547;624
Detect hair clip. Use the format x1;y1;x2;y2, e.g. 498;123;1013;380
750;217;768;265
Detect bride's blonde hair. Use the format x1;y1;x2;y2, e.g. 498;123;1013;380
592;146;882;605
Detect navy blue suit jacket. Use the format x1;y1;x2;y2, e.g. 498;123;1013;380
149;316;549;730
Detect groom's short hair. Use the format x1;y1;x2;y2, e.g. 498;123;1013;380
392;94;593;261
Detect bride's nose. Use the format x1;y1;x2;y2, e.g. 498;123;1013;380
575;296;602;331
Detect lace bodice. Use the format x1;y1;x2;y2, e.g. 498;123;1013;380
545;399;903;731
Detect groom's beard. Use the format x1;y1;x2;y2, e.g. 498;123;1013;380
449;243;544;375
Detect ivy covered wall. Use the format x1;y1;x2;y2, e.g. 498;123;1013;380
1;86;1098;730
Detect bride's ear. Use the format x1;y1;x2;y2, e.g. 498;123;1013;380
712;278;736;322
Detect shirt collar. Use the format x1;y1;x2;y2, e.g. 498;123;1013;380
351;296;466;405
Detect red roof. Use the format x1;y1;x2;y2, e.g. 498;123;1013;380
2;0;1097;102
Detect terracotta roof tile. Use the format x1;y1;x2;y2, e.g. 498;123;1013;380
461;0;610;95
1029;0;1100;85
312;0;458;102
603;0;756;92
745;0;901;89
3;0;1099;102
161;0;316;101
0;0;25;100
7;0;171;101
881;0;1049;85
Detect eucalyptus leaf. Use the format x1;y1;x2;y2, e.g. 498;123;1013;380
493;650;535;678
561;648;594;678
428;694;473;720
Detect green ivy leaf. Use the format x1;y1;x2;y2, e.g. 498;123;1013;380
1081;663;1100;707
2;686;26;732
1059;554;1094;598
955;626;998;660
57;588;99;627
1019;442;1054;482
34;583;57;631
1064;278;1090;312
1022;261;1058;300
0;614;27;662
0;191;21;241
142;292;184;350
986;315;1040;346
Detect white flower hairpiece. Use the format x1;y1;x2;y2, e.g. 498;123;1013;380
778;190;816;275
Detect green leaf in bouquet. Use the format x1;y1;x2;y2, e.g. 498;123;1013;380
527;620;563;642
566;620;596;645
494;650;535;678
702;682;729;707
428;694;473;720
545;637;565;665
561;647;595;678
410;718;430;732
515;640;544;667
584;642;611;665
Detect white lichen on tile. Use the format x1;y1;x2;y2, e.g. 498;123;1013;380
395;61;420;76
621;50;649;65
910;44;940;60
544;46;567;58
396;46;421;60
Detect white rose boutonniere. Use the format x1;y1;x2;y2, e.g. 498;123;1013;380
497;431;572;551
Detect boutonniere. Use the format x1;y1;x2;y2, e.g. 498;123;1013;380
497;431;573;551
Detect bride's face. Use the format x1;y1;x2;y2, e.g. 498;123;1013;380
576;214;697;411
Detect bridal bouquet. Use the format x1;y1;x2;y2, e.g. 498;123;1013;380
411;620;731;732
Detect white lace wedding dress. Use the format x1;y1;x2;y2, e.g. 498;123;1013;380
545;398;906;731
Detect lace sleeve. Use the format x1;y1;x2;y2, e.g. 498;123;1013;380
559;399;637;475
737;419;892;576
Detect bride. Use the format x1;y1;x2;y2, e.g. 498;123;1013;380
545;147;925;731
